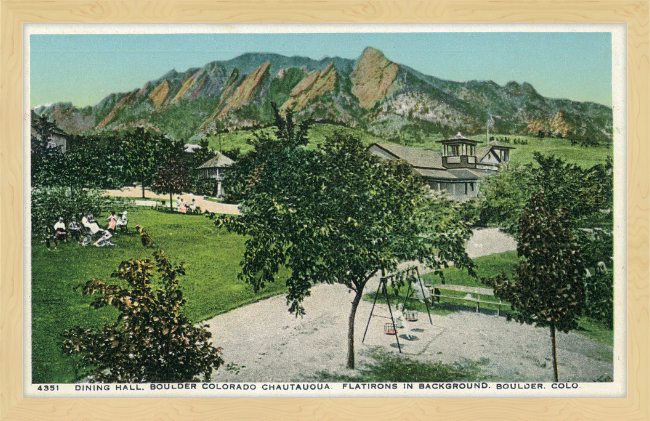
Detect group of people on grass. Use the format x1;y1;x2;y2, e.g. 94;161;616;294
175;197;200;214
50;210;128;248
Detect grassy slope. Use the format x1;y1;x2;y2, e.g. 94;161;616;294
204;124;387;155
403;134;612;168
204;126;612;169
32;208;289;383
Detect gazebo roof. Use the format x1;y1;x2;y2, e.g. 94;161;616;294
197;153;235;169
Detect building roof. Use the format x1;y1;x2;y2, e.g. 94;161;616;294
416;168;458;180
486;140;515;150
418;168;492;182
436;132;479;145
475;145;492;162
476;142;515;162
197;153;235;169
372;143;444;170
447;169;482;181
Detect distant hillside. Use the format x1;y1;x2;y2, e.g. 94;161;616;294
33;47;613;142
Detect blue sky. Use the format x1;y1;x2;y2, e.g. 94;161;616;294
30;32;612;108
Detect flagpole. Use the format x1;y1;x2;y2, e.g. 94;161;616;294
486;115;490;146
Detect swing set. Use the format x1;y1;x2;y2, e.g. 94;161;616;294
362;266;433;353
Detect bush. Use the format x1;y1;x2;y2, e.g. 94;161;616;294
61;226;224;382
584;269;614;329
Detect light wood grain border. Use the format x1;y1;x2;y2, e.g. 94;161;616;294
1;2;647;420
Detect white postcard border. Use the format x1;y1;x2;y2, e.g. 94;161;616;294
23;23;627;399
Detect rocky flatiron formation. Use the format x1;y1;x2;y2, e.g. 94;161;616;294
33;47;613;142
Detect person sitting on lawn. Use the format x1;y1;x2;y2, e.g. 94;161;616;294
178;198;187;214
116;210;128;232
68;216;82;241
93;229;115;247
189;198;196;213
53;217;67;242
82;213;102;235
82;213;114;247
107;211;118;231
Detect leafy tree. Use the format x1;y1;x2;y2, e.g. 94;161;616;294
62;226;224;382
123;128;175;198
479;153;613;235
223;104;310;203
577;228;614;328
478;154;614;328
221;147;242;163
482;191;585;381
67;132;130;189
477;164;534;234
32;131;130;191
191;139;217;169
214;108;474;369
31;112;58;151
152;151;193;211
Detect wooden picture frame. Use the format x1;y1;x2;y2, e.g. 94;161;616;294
1;1;647;420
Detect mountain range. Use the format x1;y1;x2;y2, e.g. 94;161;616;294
33;47;613;142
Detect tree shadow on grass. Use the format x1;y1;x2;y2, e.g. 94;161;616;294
313;348;493;383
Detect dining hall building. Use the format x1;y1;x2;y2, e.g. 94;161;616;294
368;133;514;201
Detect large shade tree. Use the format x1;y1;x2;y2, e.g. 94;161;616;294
215;108;474;369
482;191;585;381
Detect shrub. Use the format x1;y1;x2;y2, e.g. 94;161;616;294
62;226;224;382
584;269;614;329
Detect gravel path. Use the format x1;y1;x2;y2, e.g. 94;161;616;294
204;228;613;383
104;186;240;215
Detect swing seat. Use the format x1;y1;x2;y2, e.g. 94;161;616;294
404;310;418;322
384;323;397;335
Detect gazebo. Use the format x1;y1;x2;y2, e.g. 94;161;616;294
196;153;235;198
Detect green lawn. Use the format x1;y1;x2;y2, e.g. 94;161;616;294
501;135;613;168
31;208;289;383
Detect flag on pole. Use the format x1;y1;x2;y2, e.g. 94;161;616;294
488;114;495;127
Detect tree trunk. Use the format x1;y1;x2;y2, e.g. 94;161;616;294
347;289;363;369
142;178;146;198
170;192;173;211
550;323;559;382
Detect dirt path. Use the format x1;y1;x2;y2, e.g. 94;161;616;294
204;229;613;383
104;186;240;215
